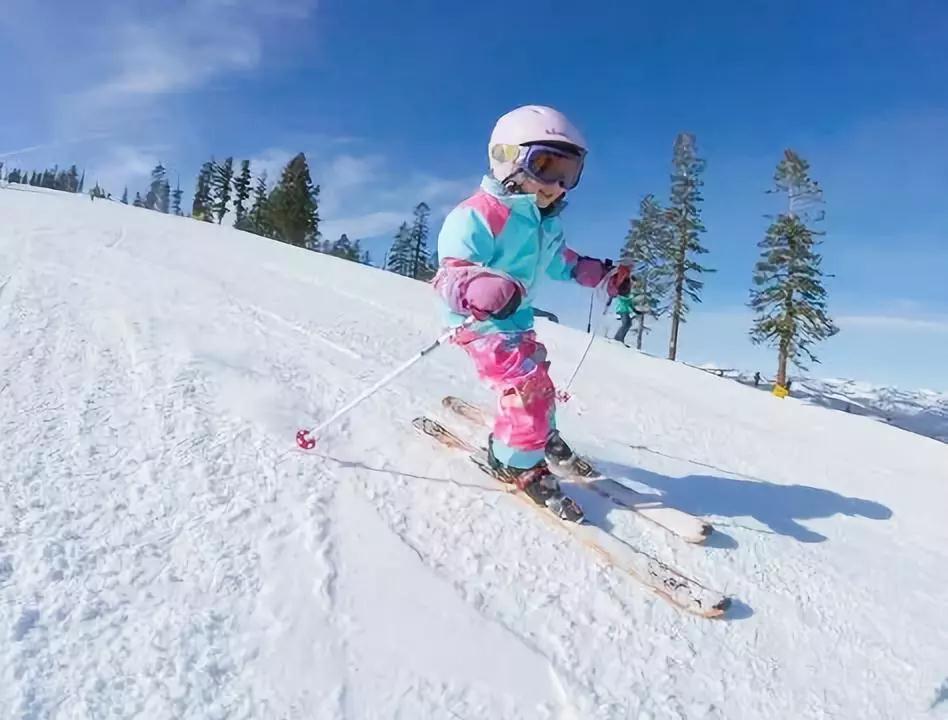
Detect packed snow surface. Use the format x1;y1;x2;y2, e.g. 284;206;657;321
2;186;947;719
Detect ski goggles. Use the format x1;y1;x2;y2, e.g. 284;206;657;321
518;143;586;190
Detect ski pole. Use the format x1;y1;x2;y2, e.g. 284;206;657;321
559;263;631;403
558;294;607;403
296;317;475;450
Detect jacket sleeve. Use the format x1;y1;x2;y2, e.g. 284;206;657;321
544;225;607;288
437;205;495;265
433;206;498;314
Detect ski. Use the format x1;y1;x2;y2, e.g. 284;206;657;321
412;415;731;619
441;395;713;544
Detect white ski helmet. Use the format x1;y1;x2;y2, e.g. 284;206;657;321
488;105;588;186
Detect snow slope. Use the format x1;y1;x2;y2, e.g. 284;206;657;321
2;185;947;719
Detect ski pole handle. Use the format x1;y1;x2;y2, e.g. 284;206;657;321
296;317;475;449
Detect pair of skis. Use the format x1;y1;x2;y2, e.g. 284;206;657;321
441;396;713;544
413;397;731;618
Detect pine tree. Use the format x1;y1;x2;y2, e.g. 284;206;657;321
212;157;234;224
662;132;713;361
243;172;273;236
121;186;129;204
171;178;183;216
232;159;252;226
749;149;838;388
192;161;215;222
330;233;356;260
267;153;320;247
407;202;433;279
133;192;145;208
60;165;80;192
621;194;671;350
361;249;371;265
387;222;413;276
146;163;168;212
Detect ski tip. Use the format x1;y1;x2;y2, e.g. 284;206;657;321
686;523;714;544
411;416;435;431
711;596;733;617
698;595;732;618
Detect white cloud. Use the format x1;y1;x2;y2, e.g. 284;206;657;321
84;24;261;103
32;1;318;138
318;154;386;216
326;155;383;189
316;164;478;242
91;146;162;196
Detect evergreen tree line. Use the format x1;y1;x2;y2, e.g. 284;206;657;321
620;134;837;388
188;152;372;265
1;151;378;267
120;163;183;214
1;162;89;194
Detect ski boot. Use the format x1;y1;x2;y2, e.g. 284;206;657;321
544;430;596;478
487;436;584;523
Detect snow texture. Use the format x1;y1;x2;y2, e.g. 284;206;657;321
1;185;947;719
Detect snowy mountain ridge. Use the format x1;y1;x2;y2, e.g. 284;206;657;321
687;361;948;445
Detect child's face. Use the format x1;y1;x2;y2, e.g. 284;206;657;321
519;177;566;208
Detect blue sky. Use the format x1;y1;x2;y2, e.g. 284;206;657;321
3;0;947;390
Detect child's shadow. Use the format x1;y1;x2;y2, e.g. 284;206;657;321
591;452;893;544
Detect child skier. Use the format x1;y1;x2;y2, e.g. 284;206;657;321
433;105;630;522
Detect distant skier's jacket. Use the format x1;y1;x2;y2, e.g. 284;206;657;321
433;175;605;335
613;293;633;315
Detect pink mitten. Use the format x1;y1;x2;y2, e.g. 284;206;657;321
573;256;609;288
434;260;523;320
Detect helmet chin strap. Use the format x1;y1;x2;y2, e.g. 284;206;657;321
498;170;567;215
500;169;527;194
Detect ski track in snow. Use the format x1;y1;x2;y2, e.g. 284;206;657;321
1;188;947;719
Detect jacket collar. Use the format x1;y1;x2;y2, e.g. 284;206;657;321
479;175;568;220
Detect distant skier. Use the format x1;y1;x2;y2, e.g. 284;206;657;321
754;371;761;387
612;288;635;344
433;105;630;521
